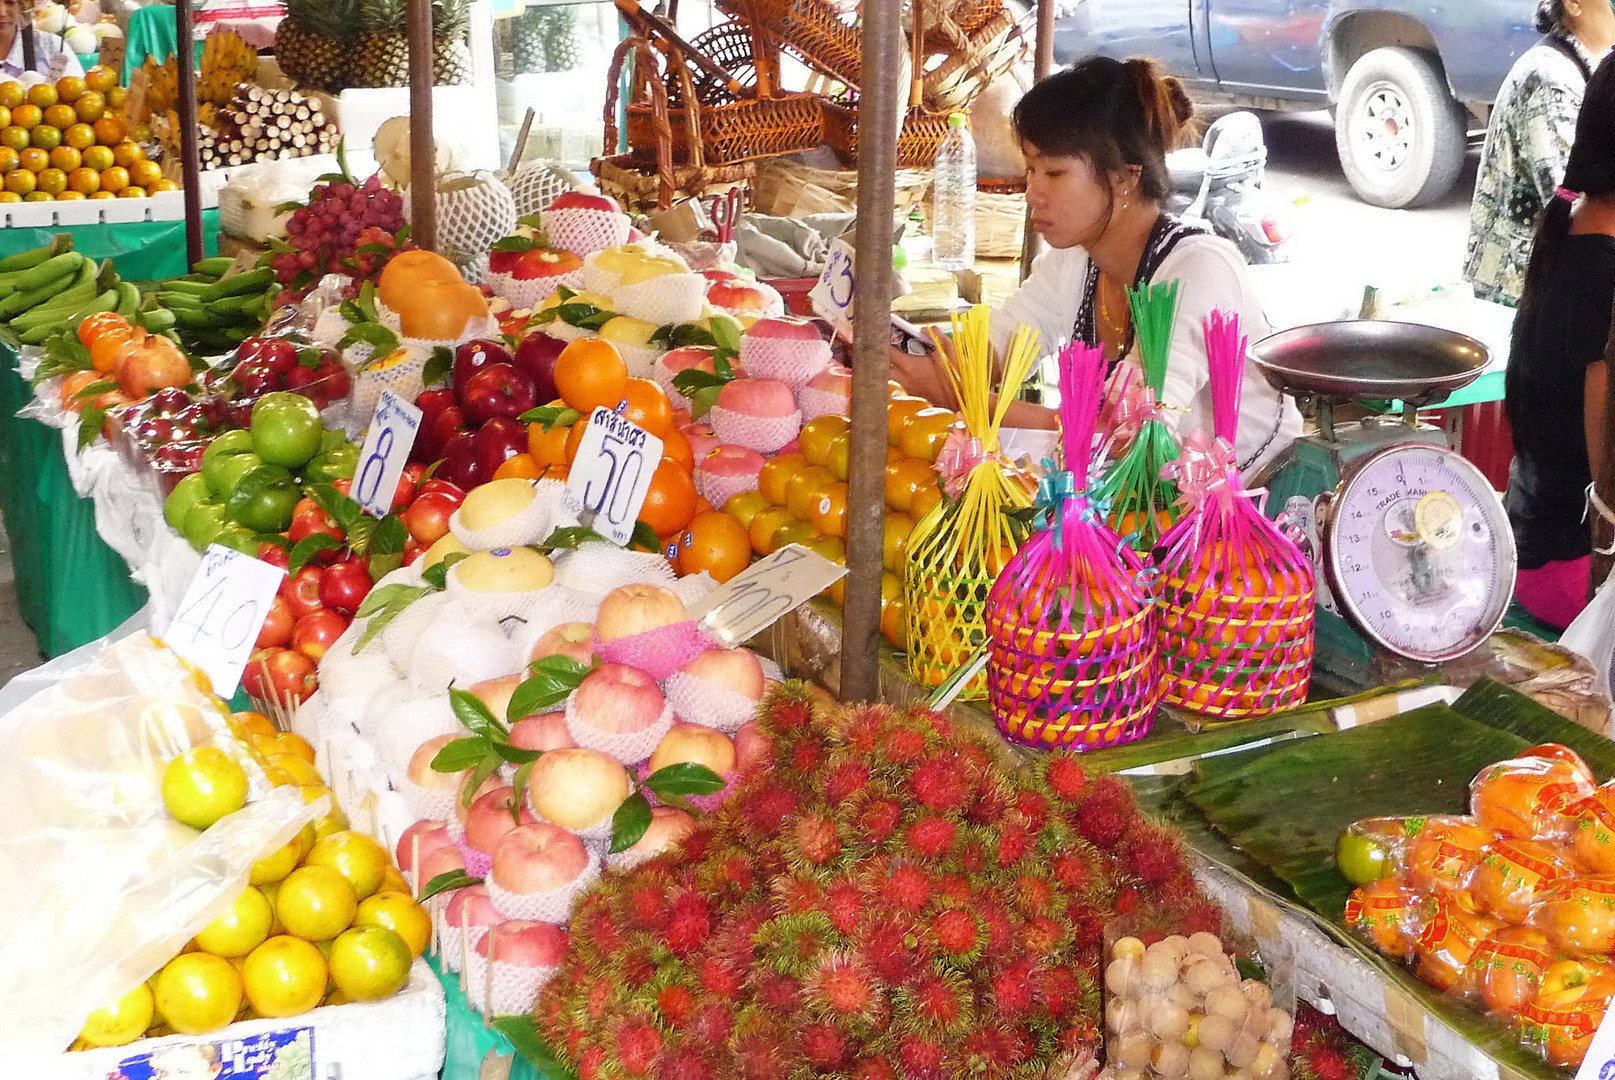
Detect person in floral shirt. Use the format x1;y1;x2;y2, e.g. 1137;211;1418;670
1463;0;1615;306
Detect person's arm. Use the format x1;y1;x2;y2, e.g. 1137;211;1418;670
1523;77;1580;205
1586;361;1606;474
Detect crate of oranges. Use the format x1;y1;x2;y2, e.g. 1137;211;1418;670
0;67;175;205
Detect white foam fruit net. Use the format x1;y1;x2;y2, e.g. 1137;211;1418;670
695;459;762;510
710;405;802;453
378;689;463;776
543;207;631;256
408;601;527;689
611;273;707;326
503;160;579;217
663;671;760;735
739;334;832;387
487;848;602;921
797;385;851;421
464;949;562;1016
415;171;519;272
563;695;674;765
489;270;585;313
381;590;452;670
552;542;676;594
450;480;576;550
616;340;663;380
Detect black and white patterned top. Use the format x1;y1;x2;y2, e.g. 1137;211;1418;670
1071;213;1210;365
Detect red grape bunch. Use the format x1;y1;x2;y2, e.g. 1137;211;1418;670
270;173;411;301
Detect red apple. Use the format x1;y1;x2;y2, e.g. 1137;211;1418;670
659;345;717;378
489;248;523;276
291;608;349;661
238;337;300;374
473;417;529;478
571;663;666;735
408;734;465;791
396;820;453;873
508;713;576;751
697;445;765;487
463;364;539;426
445;884;503;931
708;280;774;311
530;621;595;665
476;919;570;966
453;339;515;405
243;647;318;705
527;749;631;830
805;363;853;403
465;785;539;855
402;491;459;546
456;769;509;824
490;823;590;893
437;431;486;492
419;844;466;885
734;720;773;772
417;479;466;502
747;315;822;342
514;248;584;281
618;806;695;863
648;722;736;775
319;559;373;616
469;673;523;721
716;377;796;418
596;583;687;642
681;647;765;700
701;269;741;284
256;594;294;649
550;192;618;213
288;502;345;559
512;332;566;404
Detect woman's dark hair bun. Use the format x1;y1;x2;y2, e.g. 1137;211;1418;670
1537;0;1564;35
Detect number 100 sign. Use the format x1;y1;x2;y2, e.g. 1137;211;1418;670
563;407;665;546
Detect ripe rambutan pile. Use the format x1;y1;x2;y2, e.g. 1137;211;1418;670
539;685;1213;1078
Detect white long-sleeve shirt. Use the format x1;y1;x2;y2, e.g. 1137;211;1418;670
990;233;1302;478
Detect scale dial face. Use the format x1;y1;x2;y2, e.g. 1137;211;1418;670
1323;443;1516;664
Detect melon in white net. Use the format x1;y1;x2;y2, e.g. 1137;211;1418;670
413;170;519;274
502;160;579;218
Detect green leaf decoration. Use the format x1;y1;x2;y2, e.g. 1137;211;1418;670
368;514;409;558
420;549;468;590
542;526;610;550
77;403;108;449
450;686;508;739
644;762;726;799
506;656;591;723
286;533;342;575
308;483;366;533
73;378;117;401
489;1016;580;1075
460;754;503;810
423;346;454;388
419;869;483;903
629;521;662;553
610;792;653;853
510;760;536;823
709;316;742;355
528;308;560;326
491;235;536;254
494;742;543;765
338;320;401;357
518;405;584;430
225;464;295;521
671;324;717;350
1126;280;1181;395
431;736;496;772
649;323;674;347
352;583;432;651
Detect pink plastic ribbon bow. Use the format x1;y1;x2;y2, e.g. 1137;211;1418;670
934;430;987;498
1161;429;1239;512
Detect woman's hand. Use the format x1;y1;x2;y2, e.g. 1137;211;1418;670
890;330;960;409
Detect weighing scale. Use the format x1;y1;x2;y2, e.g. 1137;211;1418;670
1246;321;1515;686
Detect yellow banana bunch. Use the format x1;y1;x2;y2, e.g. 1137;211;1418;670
199;30;258;106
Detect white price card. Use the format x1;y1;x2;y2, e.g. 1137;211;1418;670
564;406;665;546
1576;1006;1615;1080
688;543;848;646
353;389;423;519
164;545;288;698
809;238;856;342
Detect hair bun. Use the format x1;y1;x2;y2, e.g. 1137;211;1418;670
1123;57;1194;149
1536;0;1561;35
1163;75;1195;130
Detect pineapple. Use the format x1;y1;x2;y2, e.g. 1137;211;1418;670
432;0;473;86
275;0;355;92
512;7;546;74
543;5;582;71
354;0;411;89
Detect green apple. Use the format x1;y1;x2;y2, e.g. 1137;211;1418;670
213;452;265;500
164;472;211;533
250;391;324;469
182;500;230;552
201;429;257;499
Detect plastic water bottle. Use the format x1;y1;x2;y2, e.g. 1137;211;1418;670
933;113;976;272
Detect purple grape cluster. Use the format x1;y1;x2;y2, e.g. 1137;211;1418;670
270;174;409;298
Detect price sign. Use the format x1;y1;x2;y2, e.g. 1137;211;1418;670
164;545;288;698
564;406;665;546
688;543;848;645
1576;1007;1615;1080
809;238;856;342
353;389;422;519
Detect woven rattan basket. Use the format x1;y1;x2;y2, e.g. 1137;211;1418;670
921;2;1025;111
717;0;862;93
752;156;932;217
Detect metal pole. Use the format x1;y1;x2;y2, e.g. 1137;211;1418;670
407;0;437;250
175;0;203;267
838;0;903;702
20;0;35;73
1018;0;1055;281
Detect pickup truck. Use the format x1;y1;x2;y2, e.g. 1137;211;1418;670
1053;2;1541;209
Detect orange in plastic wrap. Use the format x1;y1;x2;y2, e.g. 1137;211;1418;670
1471;746;1595;841
1473;925;1554;1019
1523;959;1615;1068
1471;838;1576;924
1345;878;1421;959
1404;815;1492;894
1414;890;1503;993
1532;876;1615;959
1573;782;1615;873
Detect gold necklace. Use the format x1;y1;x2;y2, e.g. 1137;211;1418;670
1095;272;1129;340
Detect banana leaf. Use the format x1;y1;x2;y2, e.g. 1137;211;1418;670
1454;677;1615;778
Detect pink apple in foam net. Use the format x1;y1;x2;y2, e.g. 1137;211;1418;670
708;280;773;311
622;806;696;862
456;770;508;824
409;735;464;791
396;820;453;873
596;583;687;642
698;445;765;484
572;663;666;735
660;345;718;378
747;315;822;342
734;720;773;772
682;646;766;700
476;919;570;966
469;673;523;722
716;378;796;419
466;785;539;854
550;191;618;213
445;884;503;930
530;622;595;665
508;712;577;751
702;269;741;284
648;722;736;776
490;822;591;893
420;844;466;883
528;748;631;829
805;363;853;402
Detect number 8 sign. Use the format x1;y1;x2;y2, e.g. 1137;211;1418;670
355;390;423;518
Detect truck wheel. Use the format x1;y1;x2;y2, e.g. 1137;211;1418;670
1334;46;1467;209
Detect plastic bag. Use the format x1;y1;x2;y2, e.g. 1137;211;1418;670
1470;838;1576;924
1560;564;1615;699
0;635;318;1061
1470;748;1596;841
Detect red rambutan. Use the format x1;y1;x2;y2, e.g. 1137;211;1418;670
1044;755;1088;803
931;908;983;958
937;873;972;904
773;877;823;915
996;822;1033;867
883;863;934;913
1306;1047;1356;1080
627;884;669;931
587;976;615;1019
770;700;812;731
743;785;800;836
911;757;970;811
665;893;712;957
614;1017;663;1076
690;1000;735;1044
850;1057;898;1080
810;952;879;1018
653;1046;718;1080
908;971;971;1031
680;825;712;864
1014;873;1054;912
991;957;1038;1019
733;1031;789;1080
1021;914;1064;954
1115;886;1140;914
822;880;864;934
1177;897;1224;937
1123;824;1185;886
1013;790;1050;830
1036;965;1083;1019
824;759;872;805
905;815;958;859
754;971;803;1012
698;956;744;1000
801;1022;850;1069
977;901;1014;962
841;708;885;754
1050;851;1091;892
1074;775;1135;849
897;1034;948;1080
859;915;924;984
793;813;842;865
957;838;987;874
656;984;696;1028
881;726;928;764
859;798;903;844
576;1046;606;1080
791;738;825;777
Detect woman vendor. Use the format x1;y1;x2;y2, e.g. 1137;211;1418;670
894;56;1301;477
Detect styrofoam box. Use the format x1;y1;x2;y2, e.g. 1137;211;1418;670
311;85;502;174
0;181;224;228
48;959;445;1080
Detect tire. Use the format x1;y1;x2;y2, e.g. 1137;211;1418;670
1334;46;1467;209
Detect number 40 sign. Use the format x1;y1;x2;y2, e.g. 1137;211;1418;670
164;545;287;697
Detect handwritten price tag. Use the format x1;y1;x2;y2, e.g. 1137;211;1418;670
164;545;288;698
353;389;422;519
688;543;848;645
1574;1007;1615;1080
564;407;665;546
809;239;856;342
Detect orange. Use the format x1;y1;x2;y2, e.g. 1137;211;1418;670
0;192;17;204
0;81;21;109
107;86;127;110
0;146;17;173
722;491;770;531
251;828;313;886
16;146;44;172
112;140;144;168
22;191;51;201
674;509;751;583
773;519;816;550
55;189;84;200
59;369;99;410
54;76;84;104
88;189;115;200
803;535;846;565
11;103;39;129
785;465;835;520
73;91;105;124
195;887;274;958
303;831;390;901
885;457;935;513
84;66;118;95
120;186;147;199
881;594;907;649
638;457;699;537
748;506;797;557
887;396;931;445
99;166;128;193
26;83;57;109
63;121;93;149
799;414;850;467
900;408;956;462
266;753;321;787
81;143;112;170
528;420;570;466
808;481;850;538
77;983;154;1048
494;452;542;480
619;376;674;435
276;865;358;941
354;891;432;958
242;935;326;1018
42;103;74;130
92;114;125;145
911;481;943;522
89;323;132;371
79;311;131;349
883;512;915;571
35;167;65;195
48;144;78;171
328;926;411;1002
660;426;693;471
154;953;242;1034
130;158;162;189
0;125;25;152
0;105;11;129
563;419;588;464
552;338;628;414
161;748;248;829
28;123;59;150
152;178;179;193
758;452;808;506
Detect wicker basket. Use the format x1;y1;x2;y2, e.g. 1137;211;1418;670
752;156;932;217
593;154;756;213
922;179;1024;258
822;100;954;169
921;2;1025;111
717;0;862;94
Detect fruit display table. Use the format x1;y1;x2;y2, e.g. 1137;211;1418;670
0;211;221;284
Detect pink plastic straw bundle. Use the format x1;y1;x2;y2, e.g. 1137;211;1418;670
985;341;1160;750
1154;311;1315;722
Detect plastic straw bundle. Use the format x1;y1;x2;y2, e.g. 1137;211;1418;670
904;306;1041;696
1155;311;1315;721
984;341;1161;749
1092;282;1183;548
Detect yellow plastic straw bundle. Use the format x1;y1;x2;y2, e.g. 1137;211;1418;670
904;306;1041;695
